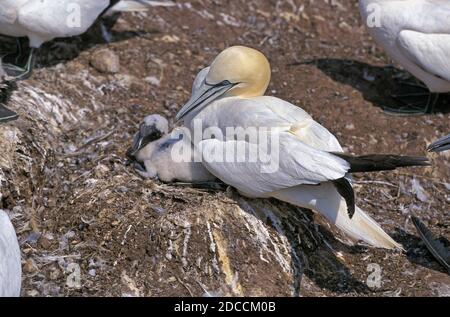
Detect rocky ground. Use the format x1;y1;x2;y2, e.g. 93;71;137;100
0;0;449;297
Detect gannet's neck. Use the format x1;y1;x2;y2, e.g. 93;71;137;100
359;0;400;14
359;0;383;16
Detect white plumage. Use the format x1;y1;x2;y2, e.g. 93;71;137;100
359;0;450;94
0;0;111;48
190;95;402;249
171;46;430;250
0;0;169;48
0;210;21;297
131;46;429;249
192;97;350;191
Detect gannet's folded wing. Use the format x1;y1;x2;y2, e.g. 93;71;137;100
288;119;343;152
18;0;110;38
398;31;450;82
262;97;343;152
198;132;349;197
210;97;343;153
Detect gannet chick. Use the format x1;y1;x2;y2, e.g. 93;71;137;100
428;134;450;153
0;210;21;297
359;0;450;114
128;114;216;183
175;46;430;250
0;0;158;80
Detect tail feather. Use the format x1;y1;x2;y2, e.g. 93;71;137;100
334;205;403;250
332;153;430;173
272;183;402;250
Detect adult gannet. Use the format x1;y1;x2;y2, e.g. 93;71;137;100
0;210;21;297
128;114;216;182
359;0;450;114
428;134;450;153
0;0;162;79
174;46;430;250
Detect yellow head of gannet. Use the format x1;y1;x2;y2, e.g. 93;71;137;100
207;46;271;98
176;46;271;121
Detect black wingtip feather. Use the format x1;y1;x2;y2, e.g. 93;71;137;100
411;215;450;273
332;178;355;219
332;153;430;173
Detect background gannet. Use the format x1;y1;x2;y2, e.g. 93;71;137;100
0;209;21;297
128;114;216;183
359;0;450;114
0;0;164;79
175;46;430;250
428;134;450;153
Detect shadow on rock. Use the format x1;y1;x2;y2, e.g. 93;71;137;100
306;58;450;114
0;80;17;104
235;195;370;296
0;79;18;123
393;228;450;275
0;13;156;71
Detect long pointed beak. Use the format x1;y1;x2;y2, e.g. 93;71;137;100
175;80;235;122
428;134;450;153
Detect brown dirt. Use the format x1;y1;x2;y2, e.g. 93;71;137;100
0;0;449;297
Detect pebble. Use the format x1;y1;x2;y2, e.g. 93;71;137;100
23;258;39;274
49;267;61;280
345;123;355;130
38;235;53;249
145;76;161;87
90;49;120;74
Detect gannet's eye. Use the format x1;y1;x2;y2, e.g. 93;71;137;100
217;80;233;87
206;80;235;87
